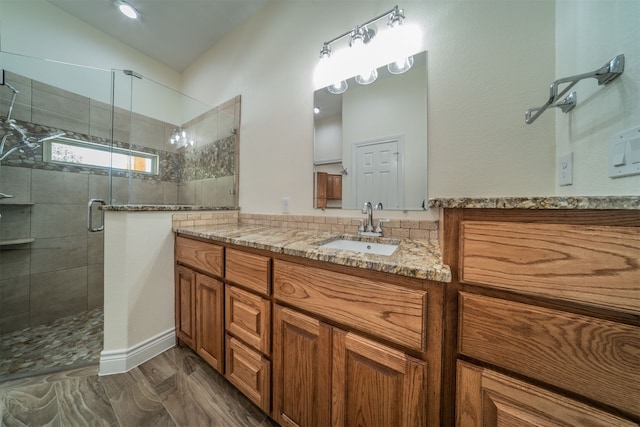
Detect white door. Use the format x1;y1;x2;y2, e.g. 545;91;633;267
353;139;403;209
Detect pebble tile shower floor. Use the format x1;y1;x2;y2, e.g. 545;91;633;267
0;307;103;380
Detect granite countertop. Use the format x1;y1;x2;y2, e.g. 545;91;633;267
174;224;451;283
102;205;239;211
428;196;639;210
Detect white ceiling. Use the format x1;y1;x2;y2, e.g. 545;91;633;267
46;0;269;72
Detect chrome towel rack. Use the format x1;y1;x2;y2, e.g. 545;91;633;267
525;54;625;125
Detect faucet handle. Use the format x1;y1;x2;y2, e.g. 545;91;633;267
353;218;365;232
375;219;390;233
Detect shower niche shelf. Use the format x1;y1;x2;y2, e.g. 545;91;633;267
0;237;35;247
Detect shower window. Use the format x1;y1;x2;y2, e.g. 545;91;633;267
44;137;158;174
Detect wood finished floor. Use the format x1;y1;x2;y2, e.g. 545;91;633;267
0;346;278;426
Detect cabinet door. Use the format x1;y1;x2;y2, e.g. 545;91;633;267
332;330;427;427
273;305;331;427
327;174;342;200
225;335;271;413
196;274;224;373
175;265;196;349
225;285;271;354
456;360;637;427
316;172;327;208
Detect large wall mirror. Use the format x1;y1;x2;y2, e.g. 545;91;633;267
313;51;427;211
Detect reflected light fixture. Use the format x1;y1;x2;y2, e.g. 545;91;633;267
115;0;140;19
169;128;195;148
314;5;420;93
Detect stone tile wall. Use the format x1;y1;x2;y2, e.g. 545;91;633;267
171;211;439;242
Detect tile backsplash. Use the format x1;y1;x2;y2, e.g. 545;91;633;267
172;211;439;241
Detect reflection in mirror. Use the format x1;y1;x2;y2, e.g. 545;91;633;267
313;51;426;210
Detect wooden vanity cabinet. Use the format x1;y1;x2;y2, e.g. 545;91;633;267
174;264;196;349
440;209;640;426
224;247;272;413
175;236;225;373
273;259;434;427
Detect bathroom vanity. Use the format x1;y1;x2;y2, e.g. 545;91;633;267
434;197;640;426
173;196;640;426
174;223;449;427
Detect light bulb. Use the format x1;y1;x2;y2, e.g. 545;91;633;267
388;55;414;74
327;80;348;95
356;68;378;85
117;1;139;19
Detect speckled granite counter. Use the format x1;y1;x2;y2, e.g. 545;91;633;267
174;224;451;283
102;205;239;211
428;196;639;210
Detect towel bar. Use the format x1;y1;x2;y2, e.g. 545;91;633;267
525;54;624;125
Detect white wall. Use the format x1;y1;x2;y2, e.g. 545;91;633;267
101;211;176;374
182;0;557;219
555;0;640;195
0;0;181;90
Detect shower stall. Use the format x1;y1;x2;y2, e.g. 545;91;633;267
0;51;240;379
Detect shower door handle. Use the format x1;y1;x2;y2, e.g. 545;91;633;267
88;198;105;232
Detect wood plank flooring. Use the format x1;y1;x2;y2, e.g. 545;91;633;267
0;346;278;426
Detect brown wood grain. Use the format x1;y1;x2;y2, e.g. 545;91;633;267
174;265;196;349
226;248;271;296
272;305;331;427
273;259;427;352
195;274;224;373
456;360;637;427
459;292;640;417
225;284;271;355
460;221;640;314
224;335;271;413
332;330;427;427
175;236;224;277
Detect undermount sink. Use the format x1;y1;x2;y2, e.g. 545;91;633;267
319;238;399;256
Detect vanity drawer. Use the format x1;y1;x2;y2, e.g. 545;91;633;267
175;235;224;277
458;292;640;417
226;248;271;296
225;335;271;413
459;221;640;314
273;260;427;352
456;360;637;427
225;284;271;355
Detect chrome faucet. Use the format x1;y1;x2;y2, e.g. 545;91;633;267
362;202;373;232
360;201;388;237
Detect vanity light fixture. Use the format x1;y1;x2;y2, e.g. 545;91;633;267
314;5;421;93
169;128;195;148
115;0;140;19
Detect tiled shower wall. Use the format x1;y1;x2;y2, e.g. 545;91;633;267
0;71;239;333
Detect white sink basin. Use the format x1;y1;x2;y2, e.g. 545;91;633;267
319;239;399;256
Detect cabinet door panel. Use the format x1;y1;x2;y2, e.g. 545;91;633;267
175;265;196;349
225;285;271;354
273;305;331;427
274;260;426;351
175;236;223;277
456;361;637;427
459;292;640;417
332;330;427;427
226;248;270;295
225;335;270;412
459;221;640;314
196;274;224;373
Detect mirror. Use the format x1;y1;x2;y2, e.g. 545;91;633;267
313;51;427;210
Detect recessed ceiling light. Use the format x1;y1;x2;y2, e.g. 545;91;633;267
116;0;140;20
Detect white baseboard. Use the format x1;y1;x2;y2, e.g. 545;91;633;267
99;328;176;376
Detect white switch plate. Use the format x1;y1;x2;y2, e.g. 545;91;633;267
558;152;573;186
281;197;290;214
609;126;640;178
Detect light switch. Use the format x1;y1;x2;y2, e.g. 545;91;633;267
558;152;573;186
612;142;626;166
609;126;640;178
628;137;640;164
